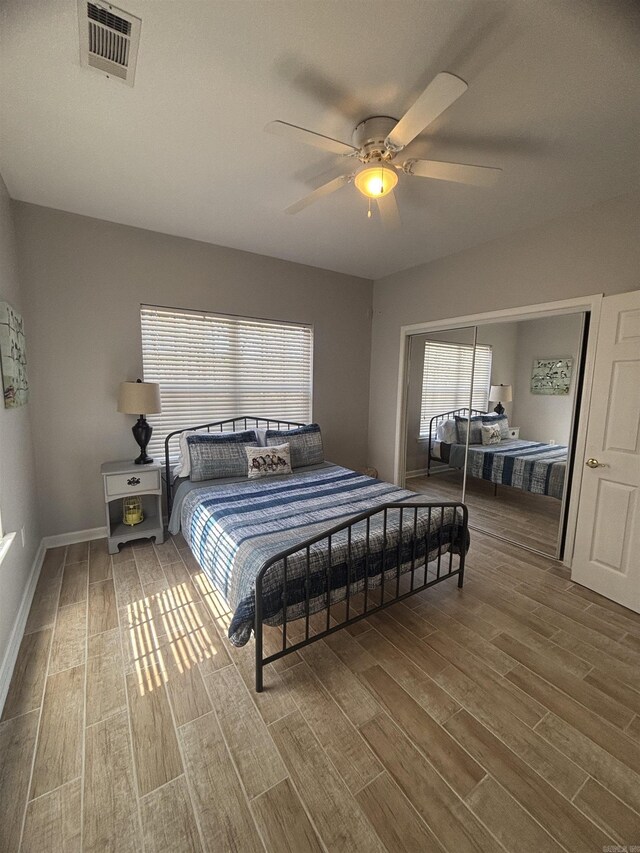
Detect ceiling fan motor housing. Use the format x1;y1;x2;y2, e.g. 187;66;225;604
352;116;398;162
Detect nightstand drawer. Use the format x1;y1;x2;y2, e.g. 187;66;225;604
104;469;161;497
508;427;520;439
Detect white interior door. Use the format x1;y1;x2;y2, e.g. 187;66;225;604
572;290;640;612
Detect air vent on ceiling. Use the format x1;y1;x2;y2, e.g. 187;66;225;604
78;1;141;86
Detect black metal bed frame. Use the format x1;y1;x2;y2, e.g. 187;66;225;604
254;499;467;692
164;416;468;693
426;407;487;476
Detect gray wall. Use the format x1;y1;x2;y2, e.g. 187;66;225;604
369;191;640;481
0;175;40;677
512;314;584;446
14;203;373;536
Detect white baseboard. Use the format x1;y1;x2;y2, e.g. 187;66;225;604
405;467;429;478
0;539;46;714
0;525;108;714
42;526;107;549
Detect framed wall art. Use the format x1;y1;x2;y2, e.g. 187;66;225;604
530;356;573;395
0;301;29;408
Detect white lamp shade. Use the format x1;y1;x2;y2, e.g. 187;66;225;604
489;384;512;403
117;381;161;415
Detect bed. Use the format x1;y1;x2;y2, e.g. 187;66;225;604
427;408;567;499
165;417;469;691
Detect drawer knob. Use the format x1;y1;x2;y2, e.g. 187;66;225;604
127;476;141;486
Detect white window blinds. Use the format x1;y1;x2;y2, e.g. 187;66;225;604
419;341;492;437
140;305;313;459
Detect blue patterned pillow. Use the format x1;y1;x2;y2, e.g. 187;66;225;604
187;430;258;481
454;415;484;445
482;414;509;439
265;423;323;468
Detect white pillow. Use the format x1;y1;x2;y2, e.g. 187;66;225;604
246;443;292;479
176;430;198;478
436;419;457;444
481;423;502;446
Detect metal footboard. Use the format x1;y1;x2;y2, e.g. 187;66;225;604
254;500;468;692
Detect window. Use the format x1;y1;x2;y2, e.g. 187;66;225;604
140;305;313;459
419;341;492;437
0;508;16;566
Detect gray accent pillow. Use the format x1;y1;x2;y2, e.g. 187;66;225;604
265;423;324;468
454;415;484;445
482;414;509;439
187;430;258;481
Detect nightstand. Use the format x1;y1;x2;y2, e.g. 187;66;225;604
508;427;520;439
101;461;164;554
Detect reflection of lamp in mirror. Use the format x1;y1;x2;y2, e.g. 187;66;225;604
489;384;512;416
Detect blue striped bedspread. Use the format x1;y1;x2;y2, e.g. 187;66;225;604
180;464;468;646
449;439;567;499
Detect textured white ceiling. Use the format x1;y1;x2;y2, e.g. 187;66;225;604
1;0;638;279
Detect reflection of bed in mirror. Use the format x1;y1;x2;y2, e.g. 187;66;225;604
427;408;567;500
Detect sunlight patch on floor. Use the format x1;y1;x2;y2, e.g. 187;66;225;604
128;581;221;694
194;571;233;631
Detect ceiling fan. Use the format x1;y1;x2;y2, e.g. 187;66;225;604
265;72;501;224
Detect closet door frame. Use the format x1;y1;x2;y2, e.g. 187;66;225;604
393;294;602;567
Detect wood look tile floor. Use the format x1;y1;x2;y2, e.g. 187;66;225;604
2;531;640;852
408;470;562;556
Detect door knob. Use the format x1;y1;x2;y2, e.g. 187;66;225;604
585;458;607;469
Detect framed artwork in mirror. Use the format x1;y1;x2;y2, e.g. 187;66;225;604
531;357;573;395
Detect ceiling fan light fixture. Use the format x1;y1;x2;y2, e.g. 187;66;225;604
354;164;398;199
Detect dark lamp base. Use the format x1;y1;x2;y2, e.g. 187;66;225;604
134;452;154;465
131;416;154;465
493;402;505;415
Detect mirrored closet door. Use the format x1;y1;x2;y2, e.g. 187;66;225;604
403;312;588;559
404;326;476;505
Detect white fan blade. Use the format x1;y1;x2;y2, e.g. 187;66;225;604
265;120;356;155
385;72;468;152
285;174;352;214
376;192;401;229
405;158;502;186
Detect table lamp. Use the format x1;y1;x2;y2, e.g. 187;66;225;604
117;379;161;464
489;384;512;416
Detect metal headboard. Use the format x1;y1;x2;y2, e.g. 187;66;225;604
164;416;306;515
426;408;487;475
